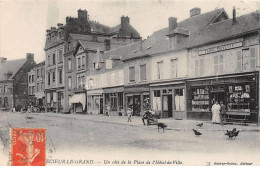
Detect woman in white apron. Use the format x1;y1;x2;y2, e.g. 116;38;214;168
211;101;221;124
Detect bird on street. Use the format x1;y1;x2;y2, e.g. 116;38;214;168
193;129;202;136
196;122;203;127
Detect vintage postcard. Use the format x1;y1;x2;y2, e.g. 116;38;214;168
0;0;260;166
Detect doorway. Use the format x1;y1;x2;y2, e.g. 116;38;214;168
210;92;225;105
133;95;141;116
100;98;103;114
162;95;173;118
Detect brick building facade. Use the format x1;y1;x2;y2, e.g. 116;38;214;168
0;53;36;111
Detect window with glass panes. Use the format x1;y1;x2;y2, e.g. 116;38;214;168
157;61;163;79
48;72;51;85
171;59;178;78
68;77;72;88
81;75;85;87
78;76;81;88
58;50;63;63
53;54;56;65
68;58;72;71
37;83;39;92
52;72;55;83
41;68;44;77
82;56;85;69
110;93;117;111
77;57;81;70
37;69;39;78
59;69;62;84
129;66;135;82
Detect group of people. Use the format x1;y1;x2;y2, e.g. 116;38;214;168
125;100;227;125
211;101;227;125
126;107;158;125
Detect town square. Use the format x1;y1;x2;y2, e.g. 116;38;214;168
0;0;260;166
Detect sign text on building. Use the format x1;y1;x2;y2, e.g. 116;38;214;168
198;41;243;55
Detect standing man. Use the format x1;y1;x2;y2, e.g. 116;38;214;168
220;101;227;125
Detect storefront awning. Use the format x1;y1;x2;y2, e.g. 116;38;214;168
35;92;45;99
69;93;86;110
87;89;104;95
103;86;124;93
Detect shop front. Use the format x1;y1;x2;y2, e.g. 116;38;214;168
35;92;45;112
46;90;57;112
150;81;186;119
186;72;259;122
124;84;150;116
69;92;86;113
87;89;103;115
103;86;124;116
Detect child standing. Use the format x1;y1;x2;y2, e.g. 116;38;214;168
127;108;132;122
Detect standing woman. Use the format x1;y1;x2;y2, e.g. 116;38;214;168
211;101;221;124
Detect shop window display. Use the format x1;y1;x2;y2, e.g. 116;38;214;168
227;84;255;112
191;87;210;111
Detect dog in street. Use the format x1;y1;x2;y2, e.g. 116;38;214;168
157;122;167;132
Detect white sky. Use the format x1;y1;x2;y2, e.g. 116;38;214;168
0;0;259;63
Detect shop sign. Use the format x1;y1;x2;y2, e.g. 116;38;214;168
198;41;243;55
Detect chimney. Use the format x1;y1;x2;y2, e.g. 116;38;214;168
190;7;201;17
121;16;130;28
233;6;237;24
26;53;34;61
168;17;177;32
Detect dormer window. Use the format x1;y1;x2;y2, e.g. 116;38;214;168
170;37;175;49
212;12;228;24
93;62;100;70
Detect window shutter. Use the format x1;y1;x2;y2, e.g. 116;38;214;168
200;58;204;75
129;67;135;82
140;64;146;81
250;48;256;69
237;51;242;71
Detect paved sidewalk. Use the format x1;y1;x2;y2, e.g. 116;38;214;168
33;112;260;132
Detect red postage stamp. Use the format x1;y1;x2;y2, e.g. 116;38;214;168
11;128;46;166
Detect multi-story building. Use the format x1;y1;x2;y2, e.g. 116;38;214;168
122;8;226;118
44;23;65;113
85;42;140;115
28;68;35;105
0;53;35;111
186;8;260;122
34;61;45;111
64;11;141;113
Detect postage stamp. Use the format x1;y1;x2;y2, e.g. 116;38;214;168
10;128;46;166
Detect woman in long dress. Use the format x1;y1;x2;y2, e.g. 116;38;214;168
211;101;221;124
